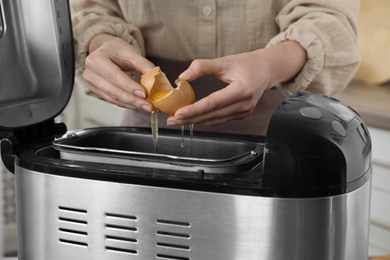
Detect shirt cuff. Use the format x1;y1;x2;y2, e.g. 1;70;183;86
266;26;325;95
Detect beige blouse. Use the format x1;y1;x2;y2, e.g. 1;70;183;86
70;0;361;134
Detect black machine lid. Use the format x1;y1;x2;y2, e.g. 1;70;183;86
0;0;74;130
262;92;372;197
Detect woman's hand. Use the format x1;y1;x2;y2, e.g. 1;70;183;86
83;34;155;112
167;40;307;126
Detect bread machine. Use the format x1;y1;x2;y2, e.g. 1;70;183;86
0;0;372;259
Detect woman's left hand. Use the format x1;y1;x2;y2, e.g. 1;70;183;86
167;40;307;127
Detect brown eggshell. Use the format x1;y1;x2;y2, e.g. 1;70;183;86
140;67;172;104
153;79;196;116
140;67;195;115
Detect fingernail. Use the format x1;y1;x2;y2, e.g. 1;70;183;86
178;70;189;79
135;90;146;99
167;120;176;126
141;104;152;113
174;114;184;120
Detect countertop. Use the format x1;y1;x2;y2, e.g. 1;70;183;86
335;80;390;130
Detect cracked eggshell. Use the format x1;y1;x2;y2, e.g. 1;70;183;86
153;79;195;116
140;67;195;116
140;67;172;105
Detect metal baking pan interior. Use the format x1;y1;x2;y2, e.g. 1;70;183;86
52;127;264;172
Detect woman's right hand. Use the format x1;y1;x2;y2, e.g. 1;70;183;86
83;34;155;112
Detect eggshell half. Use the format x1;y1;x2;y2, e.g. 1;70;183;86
153;79;196;116
140;67;195;115
140;67;172;103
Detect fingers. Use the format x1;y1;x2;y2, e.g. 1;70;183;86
117;50;155;74
167;100;251;126
179;59;228;82
167;83;258;126
107;44;155;74
172;52;271;127
83;65;153;112
83;36;156;112
85;49;147;95
89;34;155;74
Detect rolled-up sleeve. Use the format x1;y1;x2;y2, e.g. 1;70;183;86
267;0;361;95
70;0;145;90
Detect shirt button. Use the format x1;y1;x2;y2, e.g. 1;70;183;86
202;5;212;16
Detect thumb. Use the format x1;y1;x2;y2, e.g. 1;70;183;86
178;59;222;81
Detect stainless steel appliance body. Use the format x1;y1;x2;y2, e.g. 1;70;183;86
15;167;371;260
9;122;371;260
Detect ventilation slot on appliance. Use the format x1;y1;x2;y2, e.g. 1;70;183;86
156;231;191;239
156;219;191;228
155;218;191;260
105;247;137;255
105;224;137;232
58;206;88;248
156;254;190;260
104;212;138;255
156;242;190;250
